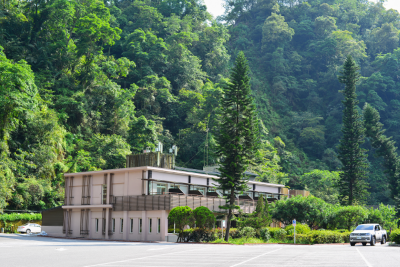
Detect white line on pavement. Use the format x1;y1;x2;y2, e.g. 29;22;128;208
229;247;284;267
83;246;208;267
356;248;373;267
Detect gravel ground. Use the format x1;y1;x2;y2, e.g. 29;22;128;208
0;234;399;267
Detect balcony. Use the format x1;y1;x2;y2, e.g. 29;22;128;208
113;194;259;213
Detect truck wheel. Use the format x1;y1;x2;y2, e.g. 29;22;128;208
350;242;355;246
362;243;367;246
370;236;376;246
381;236;386;244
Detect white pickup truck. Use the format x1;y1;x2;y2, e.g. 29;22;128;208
350;224;387;246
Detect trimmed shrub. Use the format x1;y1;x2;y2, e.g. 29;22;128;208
239;227;256;239
307;230;350;244
182;228;217;242
390;229;400;244
285;224;311;235
0;213;41;222
229;228;240;239
269;227;287;240
260;227;271;241
286;230;351;244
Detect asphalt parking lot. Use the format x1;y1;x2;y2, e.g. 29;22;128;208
0;234;399;267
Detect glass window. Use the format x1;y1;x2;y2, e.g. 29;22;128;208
139;218;142;233
355;225;374;230
149;218;152;233
170;184;188;194
112;218;115;232
191;186;206;195
157;218;161;233
102;184;107;204
130;219;133;233
120;219;124;233
156;183;167;195
95;219;99;232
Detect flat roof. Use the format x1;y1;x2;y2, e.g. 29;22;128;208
64;166;284;188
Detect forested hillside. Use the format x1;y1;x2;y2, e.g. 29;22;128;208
1;0;400;210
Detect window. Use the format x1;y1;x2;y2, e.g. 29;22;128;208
157;218;161;233
112;218;115;232
149;218;152;233
95;219;99;232
130;219;134;233
139;218;142;233
120;219;124;233
102;185;107;204
192;186;206;195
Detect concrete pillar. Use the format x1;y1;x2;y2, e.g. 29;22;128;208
88;210;92;239
161;210;167;241
105;208;109;240
106;173;110;204
141;211;147;241
123;211;128;240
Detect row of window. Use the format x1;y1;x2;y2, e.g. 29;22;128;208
94;218;161;234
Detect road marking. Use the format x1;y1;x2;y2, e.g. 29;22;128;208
356;248;373;267
56;248;67;251
229;247;283;267
83;246;208;267
148;247;171;251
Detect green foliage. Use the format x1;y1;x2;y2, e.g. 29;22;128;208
268;227;287;240
390;229;400;244
300;170;340;204
260;227;271;241
337;56;369;205
271;195;329;228
215;51;259;241
285;224;311;235
167;206;194;242
192;206;215;229
0;213;42;222
238;227;256;239
330;205;368;231
238;195;272;233
299;230;351;244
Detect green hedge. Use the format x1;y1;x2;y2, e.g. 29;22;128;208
285;224;311;235
287;230;351;244
390;229;400;244
0;213;42;222
269;227;287;240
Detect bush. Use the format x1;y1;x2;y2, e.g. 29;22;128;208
193;207;215;229
285;224;311;235
306;230;350;244
229;228;240;239
182;228;217;242
390;229;400;244
260;227;271;241
269;227;287;240
239;227;256;239
0;213;42;222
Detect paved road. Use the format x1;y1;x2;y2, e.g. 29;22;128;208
0;234;399;267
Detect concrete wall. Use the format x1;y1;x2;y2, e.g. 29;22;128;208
42;226;63;236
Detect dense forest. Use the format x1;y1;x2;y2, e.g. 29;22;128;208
1;0;400;210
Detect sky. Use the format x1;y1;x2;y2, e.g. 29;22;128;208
203;0;400;18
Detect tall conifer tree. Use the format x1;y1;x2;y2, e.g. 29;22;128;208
215;51;259;241
337;56;369;205
363;103;400;212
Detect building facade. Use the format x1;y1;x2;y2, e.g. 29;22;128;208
44;163;285;241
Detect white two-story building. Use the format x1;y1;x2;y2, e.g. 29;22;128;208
42;152;286;241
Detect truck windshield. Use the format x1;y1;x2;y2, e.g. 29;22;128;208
355;225;374;230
